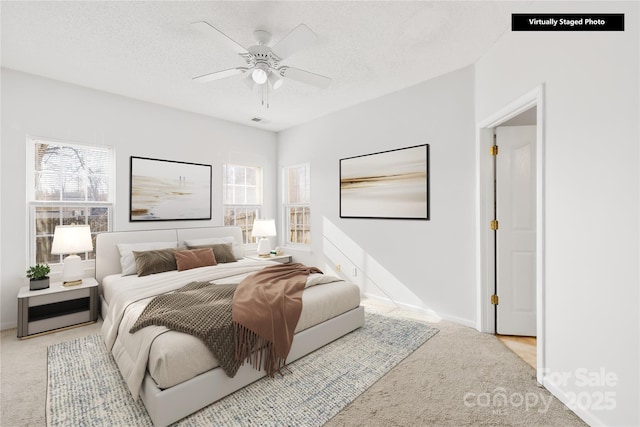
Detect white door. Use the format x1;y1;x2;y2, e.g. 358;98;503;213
496;125;536;336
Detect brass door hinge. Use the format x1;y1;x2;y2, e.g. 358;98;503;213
490;220;499;231
490;145;499;156
491;294;499;305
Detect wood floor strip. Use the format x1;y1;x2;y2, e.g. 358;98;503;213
497;335;536;369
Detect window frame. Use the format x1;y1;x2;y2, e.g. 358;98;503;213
222;162;264;246
282;162;311;249
26;136;114;269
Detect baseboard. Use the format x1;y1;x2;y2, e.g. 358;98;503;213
362;293;476;328
542;376;606;427
439;312;476;328
1;321;17;331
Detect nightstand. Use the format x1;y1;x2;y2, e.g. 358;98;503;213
245;254;292;264
17;277;99;338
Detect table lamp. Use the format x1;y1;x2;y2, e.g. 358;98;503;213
51;225;93;286
252;219;276;257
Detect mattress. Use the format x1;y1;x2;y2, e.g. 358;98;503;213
102;259;361;390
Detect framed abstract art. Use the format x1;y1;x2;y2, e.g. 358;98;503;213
340;144;429;220
129;156;212;222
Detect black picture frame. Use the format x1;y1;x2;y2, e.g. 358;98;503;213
340;144;430;220
129;156;212;222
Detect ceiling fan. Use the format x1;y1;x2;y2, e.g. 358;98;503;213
192;21;332;99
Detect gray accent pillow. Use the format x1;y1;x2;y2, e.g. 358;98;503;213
186;243;237;263
133;247;186;277
117;241;178;276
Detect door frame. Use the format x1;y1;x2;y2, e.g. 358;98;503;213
475;85;545;383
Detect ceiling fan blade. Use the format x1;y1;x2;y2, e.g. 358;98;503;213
193;68;246;83
271;24;318;60
192;21;248;55
281;67;331;89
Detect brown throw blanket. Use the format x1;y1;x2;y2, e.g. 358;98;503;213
233;263;321;377
129;281;243;377
129;263;321;378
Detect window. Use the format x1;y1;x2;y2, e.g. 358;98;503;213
28;138;113;265
283;163;311;246
223;163;262;244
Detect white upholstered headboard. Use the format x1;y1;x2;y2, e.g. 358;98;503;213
94;226;244;284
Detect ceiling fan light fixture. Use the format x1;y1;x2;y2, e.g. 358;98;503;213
268;73;284;90
243;72;255;90
252;64;268;84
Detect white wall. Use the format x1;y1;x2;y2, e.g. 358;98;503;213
278;66;476;325
475;2;639;426
0;69;277;329
3;4;637;421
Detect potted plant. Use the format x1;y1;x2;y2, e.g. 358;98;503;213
27;263;51;290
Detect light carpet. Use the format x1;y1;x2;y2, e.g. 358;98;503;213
47;312;438;426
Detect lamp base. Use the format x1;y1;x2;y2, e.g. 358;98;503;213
256;237;272;258
61;254;84;285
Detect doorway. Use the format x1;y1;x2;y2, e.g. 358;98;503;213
476;85;545;383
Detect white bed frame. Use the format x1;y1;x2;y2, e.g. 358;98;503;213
95;226;365;427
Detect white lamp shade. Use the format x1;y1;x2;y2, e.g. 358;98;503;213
252;219;276;238
51;225;93;255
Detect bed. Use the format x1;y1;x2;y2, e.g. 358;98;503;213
96;226;364;426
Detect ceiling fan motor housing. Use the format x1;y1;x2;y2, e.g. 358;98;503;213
246;44;281;70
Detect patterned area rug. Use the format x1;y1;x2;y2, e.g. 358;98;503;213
47;312;438;426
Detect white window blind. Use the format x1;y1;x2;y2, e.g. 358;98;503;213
29;138;113;264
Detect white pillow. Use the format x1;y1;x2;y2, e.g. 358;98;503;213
117;241;178;276
183;236;243;260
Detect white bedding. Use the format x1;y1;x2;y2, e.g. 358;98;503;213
101;259;360;399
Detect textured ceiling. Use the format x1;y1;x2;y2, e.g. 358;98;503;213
1;1;514;132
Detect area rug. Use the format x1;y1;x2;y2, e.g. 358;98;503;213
47;312;438;426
